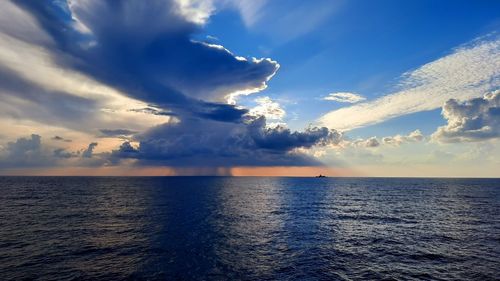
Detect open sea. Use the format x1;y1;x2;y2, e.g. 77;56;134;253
0;177;499;280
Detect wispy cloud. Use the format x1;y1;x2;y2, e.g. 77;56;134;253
323;92;366;103
319;36;500;131
223;0;267;27
225;0;341;43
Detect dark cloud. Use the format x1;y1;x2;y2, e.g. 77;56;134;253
13;0;279;122
433;91;500;142
99;129;137;138
0;66;99;130
81;142;98;158
247;117;341;151
129;107;177;117
0;134;109;168
53;148;79;158
52;136;72;142
110;116;341;167
0;134;53;167
7;134;41;157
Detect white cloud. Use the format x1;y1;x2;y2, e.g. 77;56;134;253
175;0;216;24
223;0;339;43
319;36;500;131
0;1;51;45
432;90;500;142
248;96;286;121
332;129;425;149
222;0;267;27
352;137;380;148
383;129;425;146
323;92;366;103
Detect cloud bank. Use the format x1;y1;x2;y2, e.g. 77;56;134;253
110;116;342;167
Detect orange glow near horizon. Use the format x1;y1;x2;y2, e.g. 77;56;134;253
230;166;358;177
0;166;359;177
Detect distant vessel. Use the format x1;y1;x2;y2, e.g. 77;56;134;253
316;174;327;178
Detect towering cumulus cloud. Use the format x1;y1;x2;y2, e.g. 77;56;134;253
7;0;338;169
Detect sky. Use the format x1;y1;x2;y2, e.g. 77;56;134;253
0;0;499;177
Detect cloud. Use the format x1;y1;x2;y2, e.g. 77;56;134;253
99;129;137;138
432;90;500;142
0;1;51;45
323;92;366;103
0;66;98;128
6;134;41;158
320;36;500;131
52;136;72;142
0;0;329;169
0;134;114;168
175;0;215;24
248;117;342;151
248;96;286;121
342;137;380;149
81;142;98;158
0;134;52;167
110;116;342;167
382;129;425;146
0;5;170;136
339;129;425;149
225;0;340;43
358;137;380;148
53;148;79;158
13;0;279;118
128;107;177;117
223;0;267;28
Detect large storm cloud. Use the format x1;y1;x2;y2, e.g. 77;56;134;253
13;0;279;120
5;0;339;168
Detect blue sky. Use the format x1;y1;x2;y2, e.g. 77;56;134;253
0;0;499;176
204;0;499;132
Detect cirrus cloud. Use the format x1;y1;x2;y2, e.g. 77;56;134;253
319;36;500;131
323;92;366;103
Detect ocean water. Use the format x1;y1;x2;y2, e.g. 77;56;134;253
0;177;499;280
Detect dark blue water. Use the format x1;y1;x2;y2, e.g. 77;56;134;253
0;177;499;280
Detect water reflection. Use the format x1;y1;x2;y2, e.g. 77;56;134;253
209;178;286;279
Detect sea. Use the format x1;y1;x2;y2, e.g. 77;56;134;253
0;177;499;280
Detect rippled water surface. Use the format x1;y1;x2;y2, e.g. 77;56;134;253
1;177;499;280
